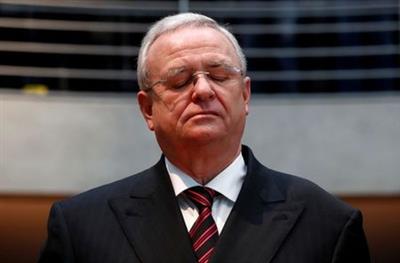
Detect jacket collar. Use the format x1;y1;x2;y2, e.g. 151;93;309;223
109;158;196;263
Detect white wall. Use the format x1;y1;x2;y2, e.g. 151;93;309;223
1;90;399;195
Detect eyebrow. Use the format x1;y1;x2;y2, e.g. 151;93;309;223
164;66;189;78
205;59;231;67
167;60;230;71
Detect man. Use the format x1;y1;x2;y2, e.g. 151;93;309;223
39;13;370;263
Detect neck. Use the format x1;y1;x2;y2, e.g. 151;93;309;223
162;142;242;185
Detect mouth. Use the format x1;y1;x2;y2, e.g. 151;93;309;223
185;111;220;121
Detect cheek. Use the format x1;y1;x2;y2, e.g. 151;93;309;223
159;91;191;114
173;98;194;120
215;90;241;115
213;91;230;113
225;93;248;122
152;102;186;131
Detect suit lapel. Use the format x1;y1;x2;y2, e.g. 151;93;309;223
109;159;196;263
211;147;304;263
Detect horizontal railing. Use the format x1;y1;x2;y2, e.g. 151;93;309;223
0;0;398;92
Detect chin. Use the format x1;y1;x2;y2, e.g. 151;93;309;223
183;130;225;144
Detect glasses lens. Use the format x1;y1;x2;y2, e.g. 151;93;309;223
208;66;232;81
166;69;191;90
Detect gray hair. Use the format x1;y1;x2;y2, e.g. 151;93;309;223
137;12;247;90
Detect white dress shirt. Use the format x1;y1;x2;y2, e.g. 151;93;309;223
166;154;247;234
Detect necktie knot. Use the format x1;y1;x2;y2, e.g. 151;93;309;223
184;186;217;210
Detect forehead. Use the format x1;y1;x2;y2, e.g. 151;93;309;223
146;26;239;74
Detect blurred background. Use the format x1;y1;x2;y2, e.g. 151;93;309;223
0;0;399;262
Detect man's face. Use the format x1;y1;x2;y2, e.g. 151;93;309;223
137;26;250;151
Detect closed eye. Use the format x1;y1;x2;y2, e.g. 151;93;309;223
209;73;229;81
167;70;192;90
171;78;191;90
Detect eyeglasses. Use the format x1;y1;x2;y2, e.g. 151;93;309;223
145;64;243;92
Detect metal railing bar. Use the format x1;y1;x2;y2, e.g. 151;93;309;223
0;17;397;34
0;41;138;56
0;65;398;81
231;22;399;34
0;5;174;17
198;9;397;18
190;1;398;12
0;0;178;11
249;68;400;81
0;18;149;33
244;45;400;58
0;65;136;80
0;41;398;58
0;0;397;12
0;0;397;17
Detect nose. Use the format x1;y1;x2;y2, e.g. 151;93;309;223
191;72;215;102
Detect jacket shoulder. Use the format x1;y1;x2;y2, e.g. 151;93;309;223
268;166;356;214
56;160;163;210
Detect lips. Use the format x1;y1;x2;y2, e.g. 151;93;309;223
185;110;220;122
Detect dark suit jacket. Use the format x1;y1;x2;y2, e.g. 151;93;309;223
38;146;370;263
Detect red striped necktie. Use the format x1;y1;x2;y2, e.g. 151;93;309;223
184;187;219;263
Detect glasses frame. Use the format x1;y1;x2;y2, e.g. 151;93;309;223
144;64;244;92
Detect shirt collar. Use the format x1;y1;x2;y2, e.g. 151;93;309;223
166;153;247;202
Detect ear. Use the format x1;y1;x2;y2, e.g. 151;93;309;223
242;76;251;115
137;90;155;131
